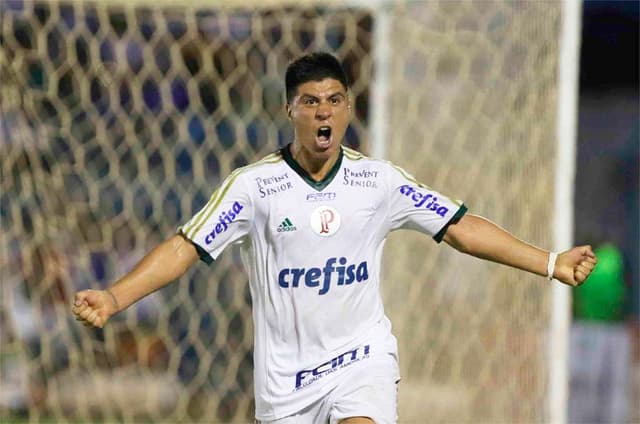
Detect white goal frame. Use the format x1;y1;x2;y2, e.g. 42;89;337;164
361;1;582;423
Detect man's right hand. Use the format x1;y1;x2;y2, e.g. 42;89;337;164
71;234;198;328
72;289;119;328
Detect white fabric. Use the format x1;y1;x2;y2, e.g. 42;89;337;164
180;146;465;420
258;350;399;424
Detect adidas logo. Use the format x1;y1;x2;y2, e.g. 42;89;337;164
277;217;297;232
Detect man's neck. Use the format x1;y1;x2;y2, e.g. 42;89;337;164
290;143;340;182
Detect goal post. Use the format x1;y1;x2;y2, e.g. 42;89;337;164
1;1;578;422
550;1;582;423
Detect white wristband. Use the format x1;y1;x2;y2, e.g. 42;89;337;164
547;252;558;281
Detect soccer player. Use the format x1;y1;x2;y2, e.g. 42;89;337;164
72;52;597;424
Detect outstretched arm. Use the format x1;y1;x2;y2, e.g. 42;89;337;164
72;233;199;328
443;214;597;286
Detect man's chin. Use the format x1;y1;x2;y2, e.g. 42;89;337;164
293;137;341;160
314;137;342;154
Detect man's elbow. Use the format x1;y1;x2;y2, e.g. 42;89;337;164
442;214;476;254
168;234;200;271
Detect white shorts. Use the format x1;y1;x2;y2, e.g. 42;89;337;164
259;352;399;424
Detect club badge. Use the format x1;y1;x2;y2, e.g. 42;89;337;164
310;206;341;237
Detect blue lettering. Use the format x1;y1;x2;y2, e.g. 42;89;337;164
204;202;244;245
345;264;356;285
319;258;336;295
314;360;333;376
436;206;448;217
400;185;415;195
398;185;449;216
295;344;371;389
278;269;289;288
278;257;368;295
356;262;369;281
336;257;347;285
343;348;358;361
415;193;432;208
291;268;305;287
295;369;313;388
305;268;321;288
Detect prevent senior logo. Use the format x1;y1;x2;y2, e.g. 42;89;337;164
342;167;378;188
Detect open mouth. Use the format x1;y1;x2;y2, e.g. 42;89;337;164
317;126;332;146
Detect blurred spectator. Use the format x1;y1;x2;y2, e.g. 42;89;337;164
4;239;82;413
569;243;631;423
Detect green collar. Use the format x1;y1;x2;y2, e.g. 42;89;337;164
281;143;343;191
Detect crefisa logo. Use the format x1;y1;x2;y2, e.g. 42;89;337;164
278;256;369;295
204;201;243;244
399;185;449;217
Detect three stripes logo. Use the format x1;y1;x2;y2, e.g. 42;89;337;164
277;217;297;233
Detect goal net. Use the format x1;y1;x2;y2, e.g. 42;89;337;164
1;0;567;422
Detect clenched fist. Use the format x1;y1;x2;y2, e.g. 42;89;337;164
72;289;119;328
554;245;598;287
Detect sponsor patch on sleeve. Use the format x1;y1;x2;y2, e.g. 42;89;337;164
398;185;449;217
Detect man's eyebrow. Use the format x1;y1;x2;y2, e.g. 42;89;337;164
298;91;346;99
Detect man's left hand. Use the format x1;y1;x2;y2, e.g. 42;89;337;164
554;245;598;287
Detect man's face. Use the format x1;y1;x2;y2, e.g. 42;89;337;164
287;78;350;159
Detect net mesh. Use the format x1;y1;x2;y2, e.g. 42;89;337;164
381;3;560;422
1;0;561;422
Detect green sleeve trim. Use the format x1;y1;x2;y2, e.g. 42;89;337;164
177;230;214;265
434;204;468;243
194;243;214;265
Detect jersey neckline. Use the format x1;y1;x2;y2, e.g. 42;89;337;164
280;143;344;191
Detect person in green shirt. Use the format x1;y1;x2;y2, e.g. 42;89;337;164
570;243;631;424
573;243;626;321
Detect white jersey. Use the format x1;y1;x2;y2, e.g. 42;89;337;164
179;144;466;421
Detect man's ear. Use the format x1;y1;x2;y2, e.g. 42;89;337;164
286;104;292;119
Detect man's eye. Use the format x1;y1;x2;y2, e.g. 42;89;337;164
303;98;317;105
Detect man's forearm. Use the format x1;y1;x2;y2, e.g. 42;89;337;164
109;234;199;311
443;214;549;277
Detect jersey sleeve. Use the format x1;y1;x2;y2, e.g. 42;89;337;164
385;163;467;243
178;171;253;264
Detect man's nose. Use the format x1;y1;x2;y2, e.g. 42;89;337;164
315;102;332;119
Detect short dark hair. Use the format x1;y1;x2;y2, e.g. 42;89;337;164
285;52;348;103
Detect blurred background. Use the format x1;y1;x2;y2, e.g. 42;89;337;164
571;2;638;423
0;0;637;423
